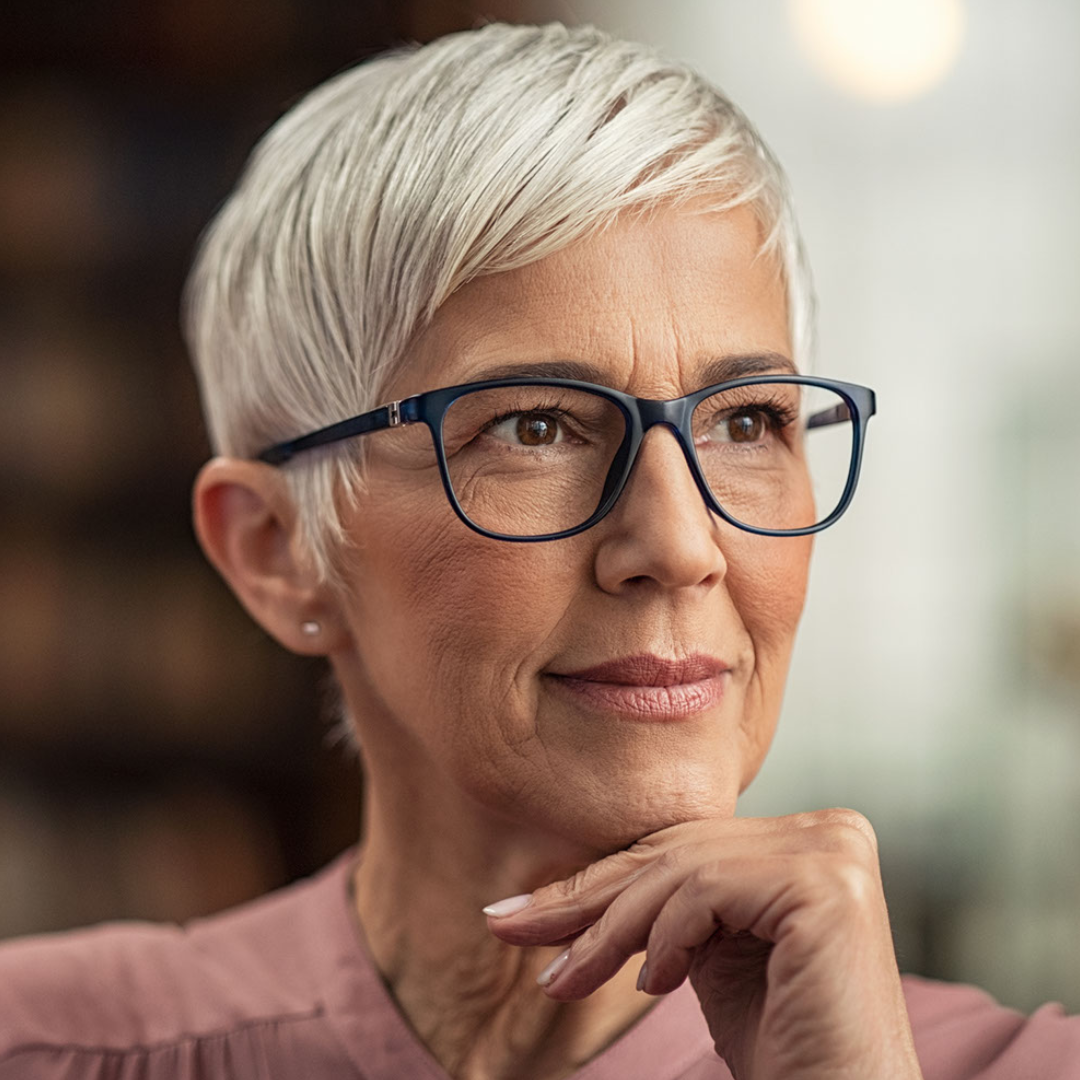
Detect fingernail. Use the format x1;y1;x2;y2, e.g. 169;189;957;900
636;960;649;993
482;893;533;918
537;948;572;987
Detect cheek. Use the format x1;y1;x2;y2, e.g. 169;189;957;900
726;531;811;652
342;496;577;751
724;532;812;784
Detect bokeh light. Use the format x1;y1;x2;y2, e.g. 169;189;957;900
790;0;965;103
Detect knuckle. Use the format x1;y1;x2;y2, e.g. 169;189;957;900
536;850;639;909
686;860;723;899
807;808;879;859
801;853;878;911
827;856;879;907
533;875;582;912
833;808;878;854
569;898;638;971
652;847;688;876
590;900;637;954
822;806;875;837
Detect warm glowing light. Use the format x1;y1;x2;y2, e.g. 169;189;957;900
790;0;966;103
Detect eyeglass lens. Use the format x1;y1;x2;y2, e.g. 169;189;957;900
439;382;854;537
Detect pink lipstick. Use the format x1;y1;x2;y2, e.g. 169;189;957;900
547;654;730;721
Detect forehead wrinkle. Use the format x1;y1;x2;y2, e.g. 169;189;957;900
623;300;690;398
399;203;793;399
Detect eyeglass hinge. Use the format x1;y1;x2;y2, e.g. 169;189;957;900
387;400;402;427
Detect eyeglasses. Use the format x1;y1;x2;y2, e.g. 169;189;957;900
256;375;876;541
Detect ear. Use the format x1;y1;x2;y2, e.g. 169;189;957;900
192;457;350;656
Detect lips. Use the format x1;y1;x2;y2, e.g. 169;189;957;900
555;653;731;687
546;653;730;721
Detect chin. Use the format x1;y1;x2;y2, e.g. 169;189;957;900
533;773;740;855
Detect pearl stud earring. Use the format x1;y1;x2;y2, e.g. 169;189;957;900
301;620;321;636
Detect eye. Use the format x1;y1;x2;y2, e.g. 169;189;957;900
487;411;567;447
713;409;771;444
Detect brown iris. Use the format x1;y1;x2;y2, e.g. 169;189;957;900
727;411;766;443
517;413;559;446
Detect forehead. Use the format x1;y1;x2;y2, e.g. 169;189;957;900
397;202;793;398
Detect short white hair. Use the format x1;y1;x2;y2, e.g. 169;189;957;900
183;21;814;592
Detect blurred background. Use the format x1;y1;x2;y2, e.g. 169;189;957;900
1;0;1077;1014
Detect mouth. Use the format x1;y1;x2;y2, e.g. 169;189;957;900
545;653;731;721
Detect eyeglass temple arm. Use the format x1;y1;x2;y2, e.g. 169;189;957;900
806;401;852;430
256;399;410;465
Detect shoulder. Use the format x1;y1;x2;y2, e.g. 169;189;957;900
0;850;358;1071
903;974;1080;1079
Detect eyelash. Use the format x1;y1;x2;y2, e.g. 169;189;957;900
709;400;799;431
479;405;575;434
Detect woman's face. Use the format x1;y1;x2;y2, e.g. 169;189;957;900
331;202;811;851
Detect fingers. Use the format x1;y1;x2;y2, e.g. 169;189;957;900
641;860;780;996
482;810;884;1002
536;847;711;998
540;851;775;1001
483;817;770;947
484;848;655;946
484;813;816;949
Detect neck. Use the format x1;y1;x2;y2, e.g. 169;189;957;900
352;769;656;1080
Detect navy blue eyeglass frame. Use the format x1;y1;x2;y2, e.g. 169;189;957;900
256;375;877;542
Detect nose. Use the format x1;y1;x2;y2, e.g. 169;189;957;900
592;424;728;594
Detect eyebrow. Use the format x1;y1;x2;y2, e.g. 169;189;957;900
466;352;798;390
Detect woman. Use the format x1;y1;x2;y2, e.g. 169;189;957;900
1;21;1077;1080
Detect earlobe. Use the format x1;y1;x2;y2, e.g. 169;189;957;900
192;457;345;655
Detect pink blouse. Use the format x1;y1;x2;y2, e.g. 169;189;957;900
1;848;1078;1078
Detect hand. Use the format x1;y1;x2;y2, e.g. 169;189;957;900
484;810;923;1080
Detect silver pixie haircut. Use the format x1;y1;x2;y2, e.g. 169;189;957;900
184;21;814;592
